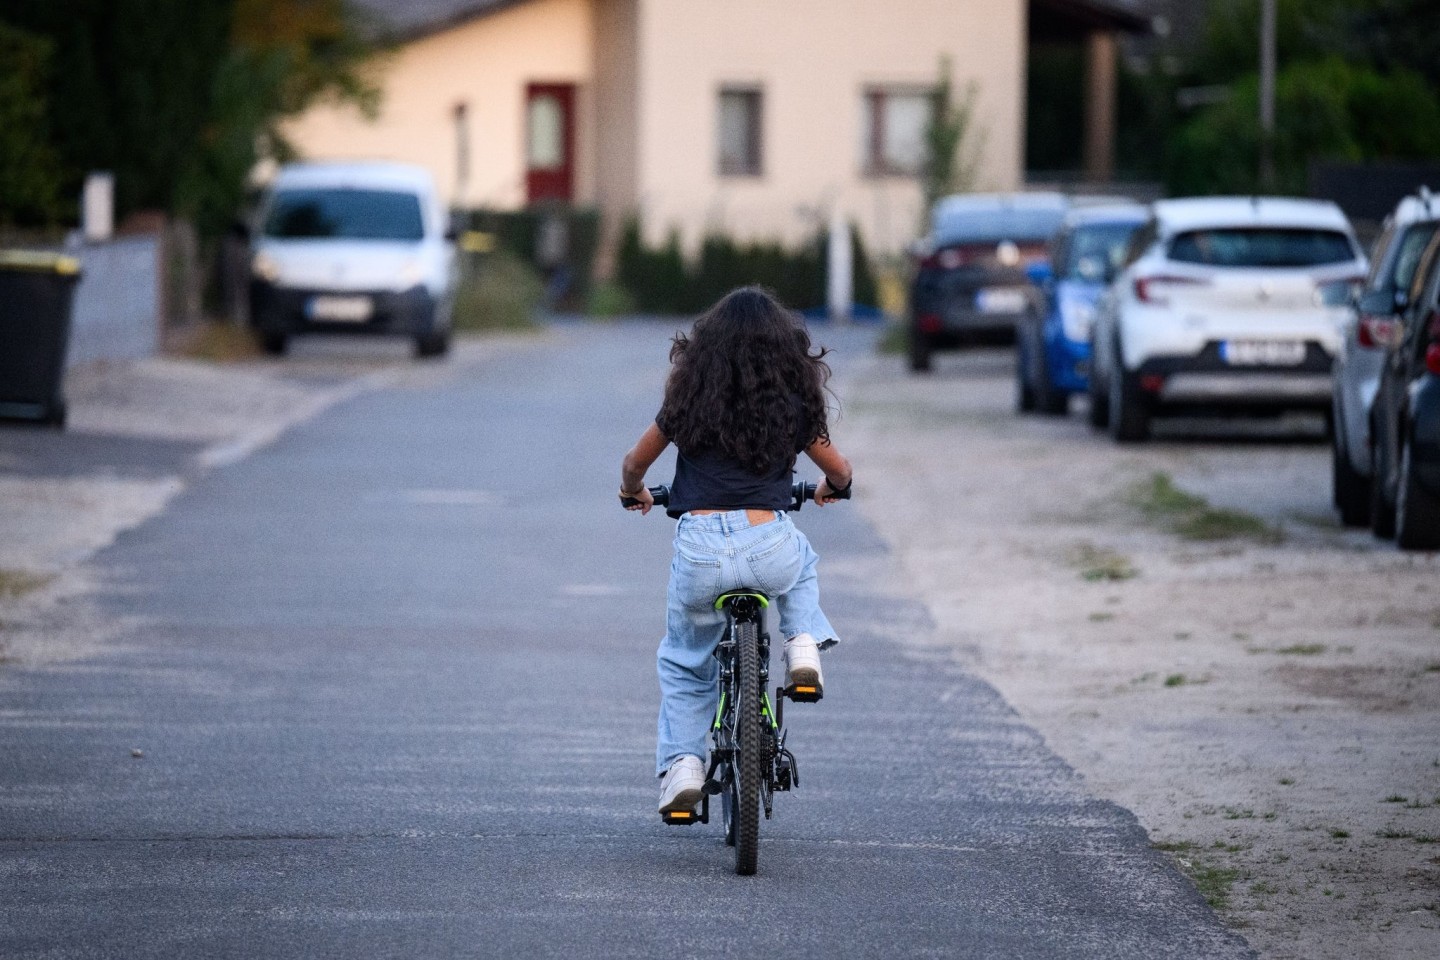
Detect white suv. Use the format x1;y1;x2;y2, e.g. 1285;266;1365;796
1089;197;1366;441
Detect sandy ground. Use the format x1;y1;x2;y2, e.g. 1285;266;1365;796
843;346;1440;959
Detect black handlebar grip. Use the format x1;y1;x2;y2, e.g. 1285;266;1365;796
621;484;670;509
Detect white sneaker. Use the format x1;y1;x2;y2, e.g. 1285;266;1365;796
784;633;824;694
658;755;706;815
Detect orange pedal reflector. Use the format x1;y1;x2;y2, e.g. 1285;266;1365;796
794;686;816;693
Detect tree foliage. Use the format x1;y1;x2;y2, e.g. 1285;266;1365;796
923;56;982;214
0;0;378;240
1164;0;1440;195
0;21;63;226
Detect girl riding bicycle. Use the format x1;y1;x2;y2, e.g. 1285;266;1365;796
619;286;852;816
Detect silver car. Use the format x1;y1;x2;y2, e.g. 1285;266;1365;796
1331;191;1438;526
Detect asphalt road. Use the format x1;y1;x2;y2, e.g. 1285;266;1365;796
1;323;1255;959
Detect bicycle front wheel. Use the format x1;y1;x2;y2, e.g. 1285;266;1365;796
733;619;762;875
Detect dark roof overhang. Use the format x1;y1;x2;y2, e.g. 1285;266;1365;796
1029;0;1152;41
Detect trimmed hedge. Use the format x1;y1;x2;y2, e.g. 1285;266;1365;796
615;217;877;315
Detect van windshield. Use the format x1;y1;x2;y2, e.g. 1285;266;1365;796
1168;228;1354;267
263;188;425;241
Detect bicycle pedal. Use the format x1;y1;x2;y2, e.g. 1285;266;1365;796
785;684;823;703
661;809;700;825
701;778;725;796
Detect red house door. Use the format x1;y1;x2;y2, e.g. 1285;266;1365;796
525;83;575;204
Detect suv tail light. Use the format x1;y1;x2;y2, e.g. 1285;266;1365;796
1357;315;1399;349
1133;274;1209;306
1427;311;1440;375
917;247;971;271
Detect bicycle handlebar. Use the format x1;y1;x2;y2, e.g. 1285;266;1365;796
622;481;850;512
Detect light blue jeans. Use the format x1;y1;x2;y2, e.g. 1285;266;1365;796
656;510;838;776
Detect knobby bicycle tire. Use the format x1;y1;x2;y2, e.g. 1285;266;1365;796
734;619;762;875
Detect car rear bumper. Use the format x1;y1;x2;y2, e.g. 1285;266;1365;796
250;282;438;336
1136;342;1333;408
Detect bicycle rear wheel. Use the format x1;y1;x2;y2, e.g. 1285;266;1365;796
733;619;762;875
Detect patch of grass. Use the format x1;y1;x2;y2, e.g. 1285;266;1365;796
1425;664;1440;673
1088;612;1116;622
876;322;908;355
1275;644;1327;656
1164;673;1188;688
1069;542;1138;582
1378;829;1413;839
585;280;636;317
1415;834;1440;844
1279;778;1295;786
1223;807;1257;820
1192;864;1242;911
1129;472;1284;544
1384;795;1409;804
452;252;544;332
0;570;53;601
176;322;262;362
1330;828;1351;839
1250;880;1278;896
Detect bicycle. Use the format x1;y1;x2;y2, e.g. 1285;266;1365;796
624;481;849;875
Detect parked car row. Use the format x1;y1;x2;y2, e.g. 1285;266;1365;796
909;189;1440;551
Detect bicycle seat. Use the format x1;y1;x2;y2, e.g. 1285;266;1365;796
713;590;770;611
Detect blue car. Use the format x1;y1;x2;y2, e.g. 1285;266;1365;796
1016;205;1148;414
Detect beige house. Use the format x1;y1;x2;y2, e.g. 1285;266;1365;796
285;0;1141;257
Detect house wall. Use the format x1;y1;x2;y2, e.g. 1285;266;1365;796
281;0;595;209
631;0;1026;257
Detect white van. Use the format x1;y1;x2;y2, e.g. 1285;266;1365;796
248;162;456;357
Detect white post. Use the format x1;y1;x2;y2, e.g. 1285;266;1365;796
82;172;114;243
826;211;853;322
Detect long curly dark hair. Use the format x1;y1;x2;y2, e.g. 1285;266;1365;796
658;286;831;475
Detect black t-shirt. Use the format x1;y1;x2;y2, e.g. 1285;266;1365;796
657;401;810;519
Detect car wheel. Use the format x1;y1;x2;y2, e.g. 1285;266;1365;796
43;398;66;430
1370;441;1397;539
259;331;288;356
1032;346;1069;416
415;330;451;359
1087;364;1109;429
908;329;933;373
1015;336;1036;412
1331;416;1371;527
1108;351;1150;443
1395;441;1440;550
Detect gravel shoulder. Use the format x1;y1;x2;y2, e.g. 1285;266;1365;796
0;335;530;666
843;346;1440;960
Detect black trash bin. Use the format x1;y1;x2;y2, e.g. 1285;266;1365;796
0;250;82;428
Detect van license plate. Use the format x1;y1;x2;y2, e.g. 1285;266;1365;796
1221;340;1305;366
309;296;373;323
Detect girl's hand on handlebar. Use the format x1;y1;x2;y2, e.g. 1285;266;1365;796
814;477;844;506
620;486;655;515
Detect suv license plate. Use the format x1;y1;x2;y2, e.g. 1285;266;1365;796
1221;340;1305;366
309;296;373;323
976;288;1027;314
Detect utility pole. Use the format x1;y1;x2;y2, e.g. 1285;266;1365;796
1258;0;1277;190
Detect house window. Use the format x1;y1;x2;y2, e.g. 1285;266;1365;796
718;87;763;176
862;88;930;176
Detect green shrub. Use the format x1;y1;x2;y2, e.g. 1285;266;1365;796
457;206;601;310
452;251;544;331
615;218;878;316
